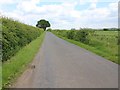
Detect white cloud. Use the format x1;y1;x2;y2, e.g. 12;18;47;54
0;0;20;4
89;3;97;9
0;0;15;4
17;0;41;12
40;0;119;3
109;2;118;11
1;0;118;29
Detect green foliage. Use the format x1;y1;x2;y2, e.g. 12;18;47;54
51;30;118;63
47;28;52;31
74;30;89;44
2;17;44;62
51;30;90;44
36;19;50;31
2;32;45;87
103;28;109;31
66;30;75;39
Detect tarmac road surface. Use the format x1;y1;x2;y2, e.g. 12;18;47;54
12;32;118;88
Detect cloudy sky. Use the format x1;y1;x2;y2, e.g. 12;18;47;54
0;0;119;29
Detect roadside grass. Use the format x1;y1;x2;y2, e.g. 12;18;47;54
53;33;118;64
0;62;2;90
2;32;46;88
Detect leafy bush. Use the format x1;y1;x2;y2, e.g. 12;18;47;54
47;28;52;31
2;17;43;62
51;30;89;44
66;31;75;39
74;30;89;44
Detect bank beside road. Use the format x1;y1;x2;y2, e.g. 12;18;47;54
2;32;45;88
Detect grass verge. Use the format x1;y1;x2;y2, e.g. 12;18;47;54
0;62;2;90
2;32;46;88
53;33;118;64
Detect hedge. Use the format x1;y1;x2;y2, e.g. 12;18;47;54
2;17;43;62
51;30;90;44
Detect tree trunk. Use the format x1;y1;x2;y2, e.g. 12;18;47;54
43;27;46;31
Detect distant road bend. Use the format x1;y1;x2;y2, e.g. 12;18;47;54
12;32;118;88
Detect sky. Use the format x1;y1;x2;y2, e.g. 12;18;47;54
0;0;119;29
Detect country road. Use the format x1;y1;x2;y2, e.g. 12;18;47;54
12;32;118;88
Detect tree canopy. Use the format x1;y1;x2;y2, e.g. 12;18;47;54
36;19;50;31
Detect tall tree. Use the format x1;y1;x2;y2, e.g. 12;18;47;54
36;19;50;31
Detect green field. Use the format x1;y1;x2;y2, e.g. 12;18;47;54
88;31;118;62
2;32;45;88
51;30;118;64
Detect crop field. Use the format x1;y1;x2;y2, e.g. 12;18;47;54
51;30;119;64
